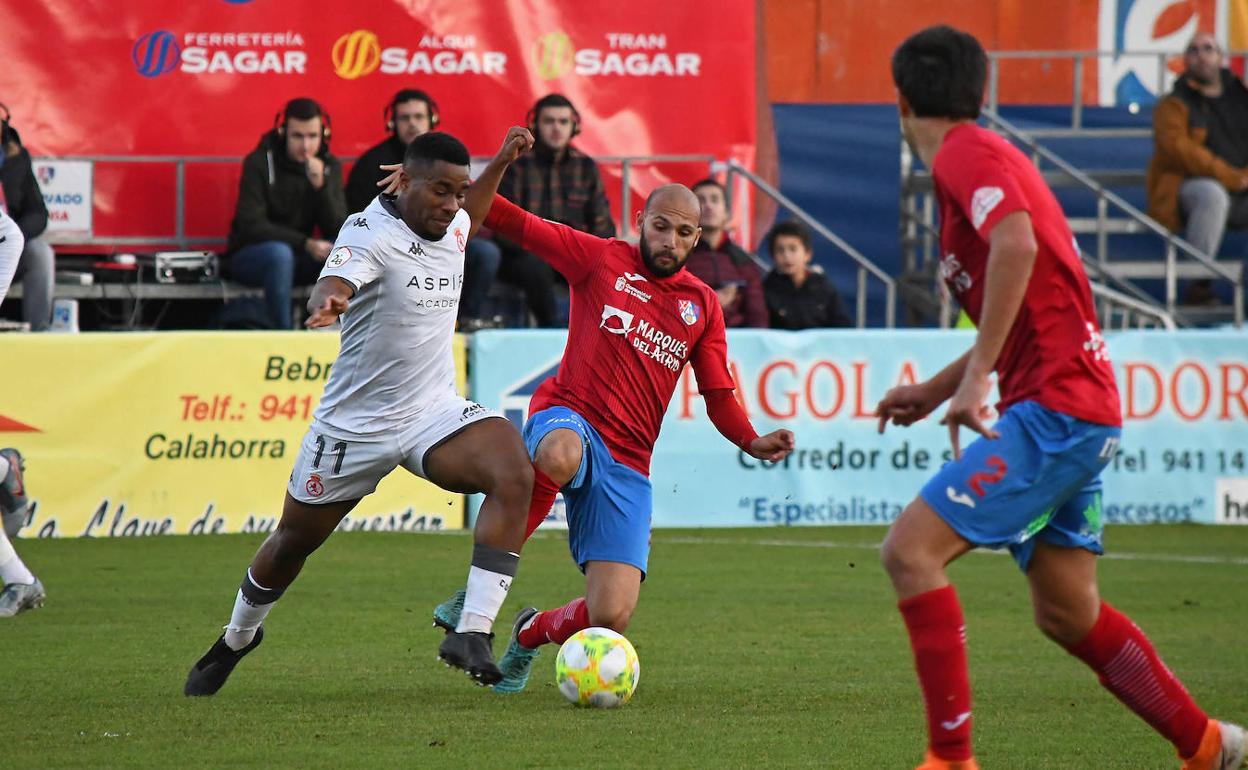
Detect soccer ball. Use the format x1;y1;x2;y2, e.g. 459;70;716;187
555;627;640;708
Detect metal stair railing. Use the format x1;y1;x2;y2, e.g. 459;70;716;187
722;159;897;328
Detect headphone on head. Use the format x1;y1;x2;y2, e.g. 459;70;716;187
273;98;332;153
526;93;581;140
385;89;440;135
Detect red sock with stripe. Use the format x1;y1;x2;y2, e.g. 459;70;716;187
518;597;589;649
899;585;974;762
524;465;560;541
1065;602;1207;759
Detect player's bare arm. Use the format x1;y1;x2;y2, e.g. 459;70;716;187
462;127;534;238
304;276;354;328
875;349;972;433
941;211;1036;456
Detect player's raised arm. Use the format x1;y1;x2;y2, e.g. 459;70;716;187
483;192;608;285
463;126;534;239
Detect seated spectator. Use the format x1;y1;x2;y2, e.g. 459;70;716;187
762;220;852;329
687;179;768;328
494;93;615;327
1147;32;1248;303
225;98;346;329
344;89;498;328
0;107;53;331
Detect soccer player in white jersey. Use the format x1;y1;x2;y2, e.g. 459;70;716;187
0;211;43;618
184;128;539;695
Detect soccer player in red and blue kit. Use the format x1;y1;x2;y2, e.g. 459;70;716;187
426;174;795;693
875;26;1245;770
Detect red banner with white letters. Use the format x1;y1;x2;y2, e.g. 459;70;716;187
0;1;755;244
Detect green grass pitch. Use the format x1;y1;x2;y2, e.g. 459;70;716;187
2;525;1245;768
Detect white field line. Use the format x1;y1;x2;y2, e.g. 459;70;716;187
651;535;1248;567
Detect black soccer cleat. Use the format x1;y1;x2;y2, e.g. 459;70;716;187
438;630;502;686
184;626;265;697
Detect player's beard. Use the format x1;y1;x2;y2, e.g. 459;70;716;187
639;227;684;278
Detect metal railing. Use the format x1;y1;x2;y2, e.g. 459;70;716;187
986;49;1248;138
723;160;897;328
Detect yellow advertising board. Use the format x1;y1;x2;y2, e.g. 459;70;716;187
0;332;467;537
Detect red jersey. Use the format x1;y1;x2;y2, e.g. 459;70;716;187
933;124;1121;427
485;196;736;475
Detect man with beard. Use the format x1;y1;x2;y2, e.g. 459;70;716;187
424;181;795;693
1148;32;1248;303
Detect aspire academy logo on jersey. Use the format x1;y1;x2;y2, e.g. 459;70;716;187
132;29;307;78
332;29;506;80
531;30;702;79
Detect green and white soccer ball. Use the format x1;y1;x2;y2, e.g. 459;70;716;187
555;627;640;708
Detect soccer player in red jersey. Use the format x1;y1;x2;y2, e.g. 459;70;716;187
389;160;795;692
875;26;1245;770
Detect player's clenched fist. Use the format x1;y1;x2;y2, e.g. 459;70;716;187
495;126;534;164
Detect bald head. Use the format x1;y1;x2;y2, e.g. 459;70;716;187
637;183;702;278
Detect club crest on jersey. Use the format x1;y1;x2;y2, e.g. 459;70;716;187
306;473;325;498
454;227;465;252
327;247;352;268
678;299;700;326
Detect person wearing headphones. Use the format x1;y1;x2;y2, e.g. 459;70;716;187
344;89;499;330
225;97;346;330
493;93;615;327
0;105;54;331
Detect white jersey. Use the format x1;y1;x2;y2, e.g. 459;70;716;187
0;211;23;303
312;195;470;434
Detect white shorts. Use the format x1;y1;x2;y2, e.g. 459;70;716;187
287;396;501;505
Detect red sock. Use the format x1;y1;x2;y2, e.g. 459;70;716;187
524;465;560;541
899;585;974;762
1065;602;1207;759
518;596;589;649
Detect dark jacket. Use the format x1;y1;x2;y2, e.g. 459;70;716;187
685;235;769;328
499;142;615;237
1148;68;1248;231
0;126;48;240
345;135;405;214
763;269;852;329
226;131;347;255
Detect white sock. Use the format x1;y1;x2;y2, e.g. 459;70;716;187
0;526;34;586
223;569;280;650
456;563;515;634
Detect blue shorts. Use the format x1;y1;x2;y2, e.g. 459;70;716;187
920;400;1121;572
523;406;653;576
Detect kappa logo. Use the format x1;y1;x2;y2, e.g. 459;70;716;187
409;242;425;257
599;304;635;335
326;246;352;268
461;402;486;421
614;273;652;303
351;217;369;229
970;186;1004;230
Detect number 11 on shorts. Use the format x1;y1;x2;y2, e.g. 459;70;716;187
312;435;348;473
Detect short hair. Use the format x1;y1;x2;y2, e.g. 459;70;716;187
891;25;987;120
283;97;324;124
692;178;729;210
532;92;577;120
392;89;436;115
766;220;813;256
404;131;470;173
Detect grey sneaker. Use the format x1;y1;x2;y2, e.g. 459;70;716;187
493;607;540;694
432;588;465;632
0;578;45;618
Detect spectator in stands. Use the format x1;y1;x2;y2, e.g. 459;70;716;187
225;98;346;330
1147;32;1248;304
762;220;852;329
687;179;768;328
345;89;499;329
494;93;615;327
0;106;53;331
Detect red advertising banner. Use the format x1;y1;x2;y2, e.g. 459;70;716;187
1;1;756;244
